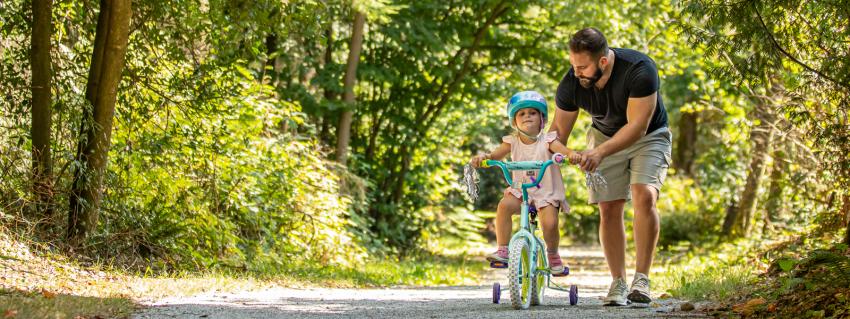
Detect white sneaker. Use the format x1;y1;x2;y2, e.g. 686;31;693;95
603;277;629;306
628;272;651;305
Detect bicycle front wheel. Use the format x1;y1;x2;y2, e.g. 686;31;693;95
509;239;532;309
530;244;545;305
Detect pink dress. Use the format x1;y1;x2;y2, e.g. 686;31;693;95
503;131;569;213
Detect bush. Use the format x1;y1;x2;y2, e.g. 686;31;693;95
657;176;725;248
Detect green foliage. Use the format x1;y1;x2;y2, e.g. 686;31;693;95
771;246;850;292
679;0;850;230
656;177;726;247
0;0;371;272
97;99;369;270
661;258;756;301
656;241;764;301
737;242;850;318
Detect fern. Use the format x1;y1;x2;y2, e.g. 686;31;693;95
798;249;850;286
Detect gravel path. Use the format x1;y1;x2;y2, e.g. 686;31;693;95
133;248;708;318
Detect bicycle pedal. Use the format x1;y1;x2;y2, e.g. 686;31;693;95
551;266;570;277
490;261;508;268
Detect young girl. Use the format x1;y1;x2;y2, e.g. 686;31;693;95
470;90;579;276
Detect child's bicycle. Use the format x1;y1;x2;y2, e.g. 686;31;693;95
478;153;578;309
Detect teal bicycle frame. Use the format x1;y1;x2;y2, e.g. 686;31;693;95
482;157;572;292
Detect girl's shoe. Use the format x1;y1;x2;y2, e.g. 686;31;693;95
548;254;569;277
486;248;509;264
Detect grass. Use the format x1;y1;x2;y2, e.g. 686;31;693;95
0;290;134;319
653;241;763;302
276;253;486;288
656;257;757;301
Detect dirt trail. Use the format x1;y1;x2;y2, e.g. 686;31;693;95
133;247;707;318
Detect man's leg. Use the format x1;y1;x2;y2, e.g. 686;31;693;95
587;127;632;306
599;199;627;279
631;184;659;276
600;199;629;305
627;184;660;305
625;128;671;305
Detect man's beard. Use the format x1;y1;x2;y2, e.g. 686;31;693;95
578;64;604;88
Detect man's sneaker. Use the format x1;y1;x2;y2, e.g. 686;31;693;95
603;277;629;306
486;248;508;264
628;272;652;305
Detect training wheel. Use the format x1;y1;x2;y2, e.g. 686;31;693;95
569;284;578;305
492;282;501;304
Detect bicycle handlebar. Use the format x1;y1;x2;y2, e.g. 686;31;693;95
480;153;567;190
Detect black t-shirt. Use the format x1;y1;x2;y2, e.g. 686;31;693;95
555;48;668;137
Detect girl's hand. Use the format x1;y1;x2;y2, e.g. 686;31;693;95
470;153;488;168
567;150;582;165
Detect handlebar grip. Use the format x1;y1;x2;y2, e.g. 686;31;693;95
552;153;565;164
480;160;490;168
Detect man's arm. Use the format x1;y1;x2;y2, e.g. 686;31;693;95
551;107;580;145
579;92;657;171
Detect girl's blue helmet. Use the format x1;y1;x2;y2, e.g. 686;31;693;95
506;91;548;130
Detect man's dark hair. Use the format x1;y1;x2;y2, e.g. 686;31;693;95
569;27;608;58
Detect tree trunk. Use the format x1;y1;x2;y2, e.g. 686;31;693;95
68;0;132;246
264;33;290;133
335;10;365;165
674;111;697;176
721;199;738;236
365;108;383;162
732;104;774;237
264;33;278;85
320;27;335;145
764;136;787;232
31;0;54;220
841;194;850;245
843;194;850;245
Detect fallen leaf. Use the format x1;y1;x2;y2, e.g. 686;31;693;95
767;303;777;312
733;297;766;316
41;289;56;299
659;293;671;299
3;310;17;318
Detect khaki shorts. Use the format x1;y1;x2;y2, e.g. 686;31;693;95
586;126;673;204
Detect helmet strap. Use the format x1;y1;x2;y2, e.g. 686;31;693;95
515;128;542;141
